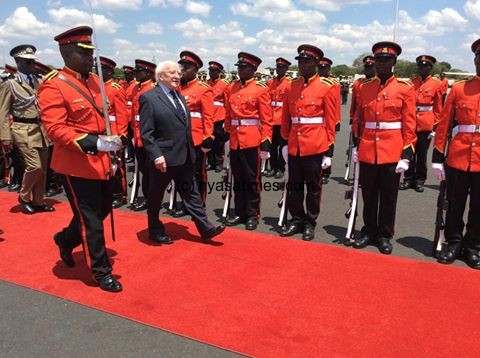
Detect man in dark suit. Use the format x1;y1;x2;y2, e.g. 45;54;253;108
140;60;225;244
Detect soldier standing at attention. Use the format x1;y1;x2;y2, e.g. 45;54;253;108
224;52;273;231
350;56;376;126
280;45;336;241
352;41;416;255
38;26;123;292
399;55;443;193
0;44;53;215
432;39;480;269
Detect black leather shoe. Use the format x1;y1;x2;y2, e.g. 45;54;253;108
150;233;174;244
377;237;393;255
45;187;63;197
414;184;424;193
9;183;20;192
263;169;275;177
53;233;74;267
132;201;147;211
302;226;315;241
437;242;462;264
353;233;374;249
201;225;225;242
245;217;258;230
464;248;480;270
399;181;413;190
112;197;127;208
96;275;122;293
274;170;284;179
225;216;244;226
280;224;304;237
214;165;224;173
321;176;329;185
205;163;213;171
18;197;35;214
33;204;55;212
172;208;187;217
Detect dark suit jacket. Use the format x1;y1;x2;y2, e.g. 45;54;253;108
139;85;196;166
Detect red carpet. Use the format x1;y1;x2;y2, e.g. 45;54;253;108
0;190;479;357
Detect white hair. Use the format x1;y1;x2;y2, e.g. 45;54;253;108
155;60;180;82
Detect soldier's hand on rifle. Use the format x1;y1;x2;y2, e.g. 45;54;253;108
352;147;358;163
321;156;332;169
154;155;167;173
432;163;445;181
395;159;409;173
428;131;435;140
97;135;122;152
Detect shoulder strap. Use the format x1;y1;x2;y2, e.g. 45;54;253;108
57;73;103;118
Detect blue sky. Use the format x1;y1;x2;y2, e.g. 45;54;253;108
0;0;478;72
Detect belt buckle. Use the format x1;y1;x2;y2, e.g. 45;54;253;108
475;125;480;133
376;122;380;129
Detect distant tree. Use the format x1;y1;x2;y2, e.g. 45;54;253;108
352;52;371;73
331;64;356;77
393;59;417;78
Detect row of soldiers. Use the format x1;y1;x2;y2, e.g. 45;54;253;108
1;32;479;281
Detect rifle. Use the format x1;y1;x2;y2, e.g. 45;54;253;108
344;128;354;185
432;180;447;258
221;142;232;223
277;146;289;229
167;180;176;214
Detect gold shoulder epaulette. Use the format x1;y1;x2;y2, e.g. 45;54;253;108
111;82;121;90
286;76;293;81
221;78;231;85
331;78;339;84
360;77;377;87
151;82;156;87
320;77;334;86
199;81;211;88
44;70;58;81
256;81;267;88
398;79;412;86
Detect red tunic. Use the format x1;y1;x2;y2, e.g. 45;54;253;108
411;75;443;132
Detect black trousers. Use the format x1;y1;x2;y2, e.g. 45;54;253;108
208;121;225;168
112;149;127;199
134;146;149;199
58;175;114;279
230;147;261;219
147;156;213;236
287;153;323;228
270;125;286;173
194;146;207;206
445;166;480;249
404;131;430;184
359;162;400;239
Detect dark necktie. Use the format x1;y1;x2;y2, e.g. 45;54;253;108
27;75;34;88
170;90;186;121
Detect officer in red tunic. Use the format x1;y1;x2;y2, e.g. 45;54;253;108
178;51;215;206
99;56;129;208
266;57;292;179
38;26;122;292
432;39;480;269
280;44;337;241
400;55;443;193
350;56;376;125
121;65;135;91
352;41;417;255
206;61;229;172
224;52;273;230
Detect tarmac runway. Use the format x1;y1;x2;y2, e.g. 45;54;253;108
0;95;462;357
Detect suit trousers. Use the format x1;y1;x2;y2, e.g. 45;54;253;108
359;162;400;239
287;153;323;228
16;143;48;205
404;131;430;184
147;158;214;236
194;146;207;206
208;121;226;168
445;166;480;249
58;175;113;279
135;146;149;199
270;125;286;173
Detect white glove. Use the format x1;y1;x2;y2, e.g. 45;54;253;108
352;147;358;163
260;151;270;160
432;163;445;181
321;156;332;169
428;131;435;140
201;147;211;153
395;159;410;173
97;135;122;152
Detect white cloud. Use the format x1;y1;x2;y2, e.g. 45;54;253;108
137;21;163;35
111;38;174;66
0;7;51;40
464;0;480;20
148;0;183;7
88;0;143;11
299;0;385;12
185;0;212;16
48;7;121;34
421;8;468;32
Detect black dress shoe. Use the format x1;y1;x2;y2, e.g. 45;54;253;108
96;275;122;292
437;242;462;264
414;184;424;193
321;176;329;185
464;248;480;270
245;218;258;230
18;197;35;214
399;181;413;190
9;183;20;192
377;237;393;255
150;233;174;244
201;225;225;242
263;169;275;177
112;197;127;208
45;187;63;197
353;233;374;249
132;201;147;211
214;165;224;173
205;163;213;171
274;170;284;179
225;215;244;226
280;224;304;237
302;226;315;241
33;204;55;212
53;233;74;267
172;208;187;217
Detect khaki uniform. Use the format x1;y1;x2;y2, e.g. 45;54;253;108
0;73;49;205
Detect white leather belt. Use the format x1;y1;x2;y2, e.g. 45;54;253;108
364;121;402;130
291;116;323;124
135;115;140;122
190;111;202;119
231;119;259;126
271;101;283;107
417;105;433;112
457;124;480;133
127;101;132;106
213;101;224;106
109;115;116;122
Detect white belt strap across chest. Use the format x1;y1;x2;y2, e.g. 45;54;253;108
291;116;323;124
364;121;402;130
190;111;202;119
213;101;224;106
416;105;433;112
135;115;140;121
271;101;283;107
457;124;480;133
109;115;116;122
231;118;259;126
